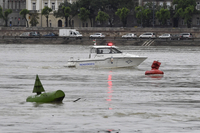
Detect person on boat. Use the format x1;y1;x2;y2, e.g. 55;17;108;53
109;48;113;54
97;49;100;54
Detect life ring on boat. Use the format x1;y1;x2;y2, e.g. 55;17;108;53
145;69;164;75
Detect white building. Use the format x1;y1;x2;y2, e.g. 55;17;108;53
26;0;88;27
0;0;26;27
26;0;64;11
26;0;64;27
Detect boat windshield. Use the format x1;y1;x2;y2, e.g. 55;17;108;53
96;48;122;54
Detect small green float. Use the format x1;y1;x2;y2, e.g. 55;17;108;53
26;75;65;103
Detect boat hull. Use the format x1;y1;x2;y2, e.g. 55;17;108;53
26;90;65;103
68;57;147;68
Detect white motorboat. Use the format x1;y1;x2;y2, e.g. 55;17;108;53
67;44;147;68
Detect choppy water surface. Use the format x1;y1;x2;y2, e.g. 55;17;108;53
0;44;200;133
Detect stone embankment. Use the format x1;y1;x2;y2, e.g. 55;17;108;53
1;27;200;37
0;36;199;46
0;27;200;45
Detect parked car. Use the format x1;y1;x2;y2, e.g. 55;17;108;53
90;33;105;38
180;33;193;39
139;32;156;39
19;32;31;38
122;33;137;39
43;33;58;37
30;31;41;37
171;34;183;40
158;33;172;39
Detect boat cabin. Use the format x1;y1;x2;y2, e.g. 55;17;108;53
91;46;122;54
89;46;122;58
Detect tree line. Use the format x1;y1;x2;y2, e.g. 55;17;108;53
0;0;199;28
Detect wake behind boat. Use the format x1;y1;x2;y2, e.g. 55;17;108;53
67;43;147;68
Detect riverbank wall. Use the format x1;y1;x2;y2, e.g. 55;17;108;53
1;27;200;38
0;37;200;46
1;27;200;46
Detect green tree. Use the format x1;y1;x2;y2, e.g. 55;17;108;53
29;12;39;26
135;6;144;27
95;11;109;25
0;6;12;27
156;8;170;26
135;2;158;27
115;7;130;27
68;2;79;27
20;9;29;27
98;0;137;27
78;0;108;27
173;0;197;28
62;6;71;27
41;6;52;27
53;1;76;27
78;0;95;27
78;7;90;23
135;6;152;27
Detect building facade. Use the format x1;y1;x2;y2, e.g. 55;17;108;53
26;0;90;27
0;0;26;27
1;0;200;28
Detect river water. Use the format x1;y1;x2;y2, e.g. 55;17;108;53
0;44;200;133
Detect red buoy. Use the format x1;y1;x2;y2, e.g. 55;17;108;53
145;61;164;75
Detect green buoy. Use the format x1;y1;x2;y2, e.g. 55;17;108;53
26;75;65;103
33;75;45;95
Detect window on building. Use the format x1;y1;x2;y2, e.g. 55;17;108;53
167;2;171;9
86;23;88;27
197;17;200;25
8;1;9;8
72;20;74;27
152;20;155;26
44;2;48;7
23;1;26;9
33;3;36;10
167;19;170;25
19;1;20;9
97;21;101;25
52;3;55;10
173;4;177;10
182;19;185;25
15;1;17;9
105;5;111;10
143;2;147;6
159;2;163;6
49;20;52;27
196;2;200;10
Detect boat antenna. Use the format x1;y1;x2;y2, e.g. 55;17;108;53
32;75;45;95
